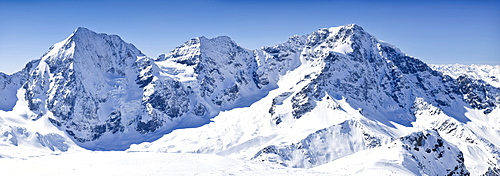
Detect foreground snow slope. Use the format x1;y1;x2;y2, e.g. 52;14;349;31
0;152;331;176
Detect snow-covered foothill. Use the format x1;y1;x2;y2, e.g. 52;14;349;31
312;130;468;176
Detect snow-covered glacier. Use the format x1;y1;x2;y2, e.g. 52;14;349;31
1;24;500;175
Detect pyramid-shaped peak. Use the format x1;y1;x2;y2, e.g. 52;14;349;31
69;27;126;44
40;26;142;64
74;26;93;33
35;26;144;81
71;27;100;38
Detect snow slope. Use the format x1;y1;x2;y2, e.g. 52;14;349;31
0;151;332;176
0;88;83;158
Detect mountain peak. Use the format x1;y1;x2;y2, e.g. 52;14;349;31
198;35;232;41
335;23;368;37
319;23;365;34
74;26;93;33
71;27;100;39
197;35;237;48
343;23;363;30
69;27;130;49
38;27;143;76
157;35;243;64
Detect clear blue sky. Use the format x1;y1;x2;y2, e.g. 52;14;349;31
0;0;499;74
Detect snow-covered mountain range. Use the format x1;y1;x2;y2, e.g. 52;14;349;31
1;24;499;175
431;64;500;88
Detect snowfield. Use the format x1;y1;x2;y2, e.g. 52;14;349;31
0;152;332;176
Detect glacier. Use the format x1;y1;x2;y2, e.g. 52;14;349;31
1;24;500;175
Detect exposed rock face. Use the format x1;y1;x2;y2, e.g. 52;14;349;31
397;130;469;176
278;24;499;128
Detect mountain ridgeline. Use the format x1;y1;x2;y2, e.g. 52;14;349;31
1;24;498;148
1;24;500;175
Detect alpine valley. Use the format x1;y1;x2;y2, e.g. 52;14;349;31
1;24;499;175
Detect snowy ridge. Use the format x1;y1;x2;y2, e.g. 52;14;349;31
251;119;395;168
1;24;500;175
0;87;83;158
0;59;38;111
312;130;468;175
